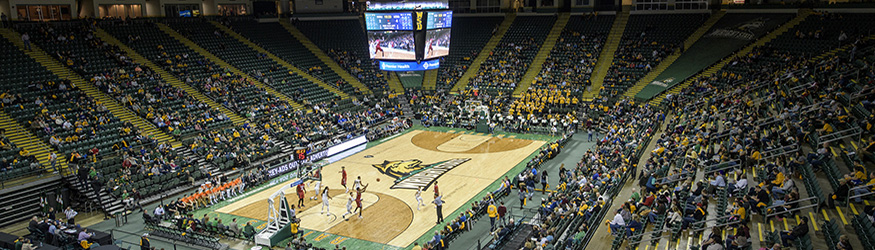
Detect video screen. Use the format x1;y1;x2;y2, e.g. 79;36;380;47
365;12;413;30
425;28;451;59
368;31;416;60
426;11;453;29
367;0;448;11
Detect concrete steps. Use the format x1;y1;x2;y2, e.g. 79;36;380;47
387;72;405;94
622;10;726;99
277;19;371;95
0;29;175;147
648;9;813;106
450;13;517;93
583;9;629;101
212;21;349;100
512;12;571;97
422;69;438;91
93;27;247;127
157;22;306;111
0;109;66;173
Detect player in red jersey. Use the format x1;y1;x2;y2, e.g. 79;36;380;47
427;39;434;56
339;166;348;192
374;40;384;57
353;183;369;219
295;182;306;207
433;181;440;197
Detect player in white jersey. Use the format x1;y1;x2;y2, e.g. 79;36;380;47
309;180;322;200
415;187;424;210
320;186;331;215
341;192;355;220
353;176;362;191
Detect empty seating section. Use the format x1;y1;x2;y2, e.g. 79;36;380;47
161;19;299;118
293;19;388;92
19;23;231;139
229;19;355;97
468;16;556;94
436;17;504;90
0;36;138;159
603;14;705;96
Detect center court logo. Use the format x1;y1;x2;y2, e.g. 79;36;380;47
372;158;471;190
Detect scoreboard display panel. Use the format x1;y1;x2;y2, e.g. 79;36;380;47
426;11;452;29
425;28;451;59
294;148;308;161
368;31;416;60
363;0;450;67
365;12;413;30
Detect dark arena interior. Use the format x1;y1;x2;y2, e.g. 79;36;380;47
1;0;874;250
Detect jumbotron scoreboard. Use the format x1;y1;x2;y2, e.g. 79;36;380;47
365;0;452;71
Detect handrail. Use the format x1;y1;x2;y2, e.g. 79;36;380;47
765;196;818;210
692;213;737;226
111;228;188;250
703;160;740;175
846;183;875;203
765;203;818;218
690;220;741;233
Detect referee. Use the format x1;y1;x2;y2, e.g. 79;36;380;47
433;194;444;224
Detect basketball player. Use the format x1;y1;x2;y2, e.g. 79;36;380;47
339;166;348;192
341;192;355;220
296;182;306;207
433;181;440;197
320;186;331;215
309;179;322;200
415;187;424;210
373;39;384;57
353;184;369;219
427;38;434;56
354;176;362;191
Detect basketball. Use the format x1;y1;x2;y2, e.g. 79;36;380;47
377;178;381;182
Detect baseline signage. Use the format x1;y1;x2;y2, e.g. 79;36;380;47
379;59;440;71
266;135;368;178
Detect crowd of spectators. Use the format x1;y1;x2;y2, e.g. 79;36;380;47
468;39;540;93
327;49;387;92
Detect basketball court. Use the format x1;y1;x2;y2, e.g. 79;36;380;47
371;47;417;60
213;129;547;248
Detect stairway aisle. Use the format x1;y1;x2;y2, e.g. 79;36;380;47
208;21;351;100
0;109;67;172
276;19;372;95
512;13;571;97
94;28;247;127
422;69;438;91
585;115;669;250
386;72;405;94
450;13;517;93
648;10;812;106
154;23;305;111
584;9;629;101
0;29;175;145
622;10;726;99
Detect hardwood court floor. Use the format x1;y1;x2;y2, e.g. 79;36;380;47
217;129;545;247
